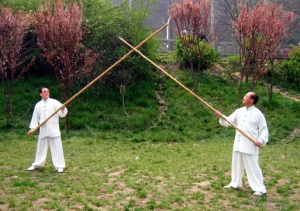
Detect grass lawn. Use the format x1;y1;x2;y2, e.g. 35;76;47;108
0;133;299;210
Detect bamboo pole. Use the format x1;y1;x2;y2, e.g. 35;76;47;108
119;37;259;145
29;23;169;134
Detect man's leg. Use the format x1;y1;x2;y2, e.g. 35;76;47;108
49;137;65;170
31;137;49;167
243;153;266;194
228;151;244;188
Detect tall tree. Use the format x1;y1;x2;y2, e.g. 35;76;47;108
233;0;294;102
0;7;33;127
34;0;98;129
169;0;216;93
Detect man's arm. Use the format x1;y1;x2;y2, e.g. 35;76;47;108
54;100;68;118
59;105;68;118
28;104;39;135
256;113;269;147
215;109;238;127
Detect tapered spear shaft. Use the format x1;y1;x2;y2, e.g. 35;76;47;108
29;23;169;134
119;37;258;145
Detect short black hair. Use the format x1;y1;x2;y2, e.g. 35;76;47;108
250;93;259;105
39;87;48;94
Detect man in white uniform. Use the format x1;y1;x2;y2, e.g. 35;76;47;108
27;87;67;173
215;92;268;196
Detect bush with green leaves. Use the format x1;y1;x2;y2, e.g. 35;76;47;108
175;37;218;92
226;55;241;71
0;0;43;11
221;54;242;79
176;38;218;72
82;0;159;87
280;44;300;85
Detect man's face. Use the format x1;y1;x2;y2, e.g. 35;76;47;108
243;92;254;107
40;88;50;100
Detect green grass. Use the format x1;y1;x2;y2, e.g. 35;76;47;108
0;134;299;210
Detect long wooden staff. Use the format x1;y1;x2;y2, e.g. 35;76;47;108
29;23;168;134
119;37;259;145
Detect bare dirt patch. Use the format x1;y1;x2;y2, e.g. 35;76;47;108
277;179;290;186
267;165;281;173
194;181;211;187
97;167;136;206
264;202;279;211
108;169;125;177
0;204;8;211
33;197;50;206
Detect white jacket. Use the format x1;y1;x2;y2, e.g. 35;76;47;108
29;98;68;138
219;106;269;155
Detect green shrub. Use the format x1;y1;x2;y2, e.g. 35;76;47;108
227;55;241;72
156;52;179;67
280;44;300;85
176;38;218;71
82;0;159;89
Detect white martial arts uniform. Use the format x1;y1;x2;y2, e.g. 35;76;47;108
29;98;68;170
219;105;269;193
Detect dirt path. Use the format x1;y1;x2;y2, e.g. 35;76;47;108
272;85;300;102
155;72;168;121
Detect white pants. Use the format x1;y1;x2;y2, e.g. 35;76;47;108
228;151;266;193
32;136;65;169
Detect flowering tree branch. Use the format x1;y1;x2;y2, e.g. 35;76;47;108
0;7;33;126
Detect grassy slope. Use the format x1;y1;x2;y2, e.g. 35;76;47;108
1;61;300;210
2;67;300;143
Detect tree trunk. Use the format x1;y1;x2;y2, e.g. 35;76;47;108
267;59;274;100
191;60;198;93
245;65;249;83
237;69;245;106
8;80;13;127
63;74;73;131
3;84;8;126
120;85;126;114
66;108;70;132
4;80;14;128
237;79;243;106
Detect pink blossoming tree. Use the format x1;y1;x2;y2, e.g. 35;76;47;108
0;7;33;126
233;0;294;102
34;0;98;129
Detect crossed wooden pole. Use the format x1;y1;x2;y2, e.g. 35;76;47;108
29;23;258;146
118;37;258;145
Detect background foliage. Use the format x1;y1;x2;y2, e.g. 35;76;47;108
280;44;300;86
176;39;218;71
